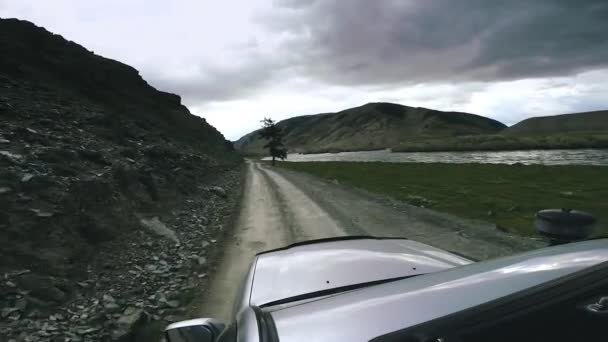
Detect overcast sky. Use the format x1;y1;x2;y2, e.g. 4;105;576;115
1;0;607;140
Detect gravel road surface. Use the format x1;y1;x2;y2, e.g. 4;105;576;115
197;161;543;320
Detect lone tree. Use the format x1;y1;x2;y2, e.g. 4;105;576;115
260;117;287;165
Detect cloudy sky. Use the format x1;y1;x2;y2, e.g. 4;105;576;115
1;0;607;140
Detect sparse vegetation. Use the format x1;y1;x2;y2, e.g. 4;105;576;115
260;117;287;165
277;161;608;236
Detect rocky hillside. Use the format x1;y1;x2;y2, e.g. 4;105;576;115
506;110;608;134
1;18;241;340
235;102;506;154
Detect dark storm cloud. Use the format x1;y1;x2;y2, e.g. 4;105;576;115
268;0;608;85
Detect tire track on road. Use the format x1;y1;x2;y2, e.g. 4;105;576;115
195;161;290;320
257;163;347;241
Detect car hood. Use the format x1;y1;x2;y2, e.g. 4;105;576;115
249;237;472;306
268;239;608;342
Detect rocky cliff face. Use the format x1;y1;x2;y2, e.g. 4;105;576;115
0;18;241;340
235;102;507;155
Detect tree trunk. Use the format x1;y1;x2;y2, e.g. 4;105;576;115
272;155;276;166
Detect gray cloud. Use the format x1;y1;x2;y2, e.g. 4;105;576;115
266;0;608;85
2;0;606;139
273;0;317;9
129;0;608;105
145;52;291;105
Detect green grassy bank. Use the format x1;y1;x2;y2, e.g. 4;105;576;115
277;161;608;236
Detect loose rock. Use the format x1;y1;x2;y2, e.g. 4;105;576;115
111;307;147;341
209;186;227;197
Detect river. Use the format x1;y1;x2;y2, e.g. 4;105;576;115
272;149;608;166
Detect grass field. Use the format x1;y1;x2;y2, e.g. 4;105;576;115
277;161;608;236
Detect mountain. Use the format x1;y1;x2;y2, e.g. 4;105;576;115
235;102;506;154
393;110;608;152
1;18;240;339
0;18;235;152
506;110;608;134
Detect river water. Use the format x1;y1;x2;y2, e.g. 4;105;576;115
274;149;608;166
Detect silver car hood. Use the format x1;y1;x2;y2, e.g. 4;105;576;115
249;237;472;307
269;239;608;342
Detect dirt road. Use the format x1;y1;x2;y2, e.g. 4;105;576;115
197;161;542;320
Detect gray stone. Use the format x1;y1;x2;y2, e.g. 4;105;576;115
197;256;207;266
209;186;227;197
0;150;24;163
21;173;34;182
157;293;180;309
103;294;116;303
163;315;181;322
7;311;21;321
0;186;12;194
44;323;58;331
10;269;31;277
139;217;180;244
1;307;19;318
164;300;180;308
15;298;27;311
104;302;121;313
144;264;158;272
76;326;101;335
111;307;147;341
29;208;54;218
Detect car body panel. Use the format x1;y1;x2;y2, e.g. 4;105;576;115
269;239;608;342
248;238;472;307
236;307;259;342
233;258;257;319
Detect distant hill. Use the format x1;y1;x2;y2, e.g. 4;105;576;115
235;102;506;154
506;110;608;135
393;110;608;152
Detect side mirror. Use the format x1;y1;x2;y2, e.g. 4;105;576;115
535;209;596;245
164;318;226;342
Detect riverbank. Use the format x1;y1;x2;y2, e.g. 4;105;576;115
392;132;608;152
277;162;607;236
277;148;608;166
242;132;608;156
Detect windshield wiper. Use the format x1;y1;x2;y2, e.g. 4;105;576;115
259;274;418;308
